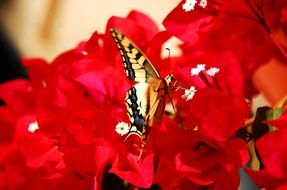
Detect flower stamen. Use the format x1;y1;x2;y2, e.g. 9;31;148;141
206;67;220;77
182;0;197;12
181;86;197;101
199;0;207;8
28;121;39;133
191;64;206;76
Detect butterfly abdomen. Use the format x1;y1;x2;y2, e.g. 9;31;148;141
145;78;167;127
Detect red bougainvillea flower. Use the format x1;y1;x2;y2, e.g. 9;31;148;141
152;118;249;190
143;49;250;189
246;109;287;189
0;79;65;189
173;51;249;141
164;0;287;98
21;10;179;189
0;79;36;146
1;8;254;190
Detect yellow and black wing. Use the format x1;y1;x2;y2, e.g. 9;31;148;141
110;27;160;83
125;83;149;141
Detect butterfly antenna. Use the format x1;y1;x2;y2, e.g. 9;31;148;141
167;94;185;129
165;48;171;71
165;48;170;59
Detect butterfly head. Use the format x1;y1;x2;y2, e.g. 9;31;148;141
165;74;178;92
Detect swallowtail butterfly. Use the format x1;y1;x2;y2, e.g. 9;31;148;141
110;28;177;145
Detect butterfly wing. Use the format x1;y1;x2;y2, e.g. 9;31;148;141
125;79;167;143
110;27;160;83
125;83;149;143
145;78;166;128
110;28;169;144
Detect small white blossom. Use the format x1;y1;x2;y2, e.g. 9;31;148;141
199;0;208;8
191;64;206;76
182;86;197;101
28;121;39;133
115;122;130;136
206;67;220;76
82;51;88;55
182;0;197;12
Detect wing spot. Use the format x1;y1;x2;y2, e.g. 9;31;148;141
138;56;145;65
129;58;137;64
127;52;136;59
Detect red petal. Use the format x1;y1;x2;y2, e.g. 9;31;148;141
163;0;221;42
256;128;287;178
111;153;154;188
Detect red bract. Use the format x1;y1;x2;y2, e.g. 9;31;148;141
0;79;36;144
15;115;62;169
245;107;287;189
257;128;287;178
25;170;96;190
0;79;35;117
174;51;249;142
106;10;158;51
187;89;248;141
0;79;65;190
245;169;286;190
22;10;178;189
175;138;246;190
110;153;154;188
25;44;131;189
163;0;261;42
0;7;257;190
164;0;286;97
149;48;250;189
0;105;15;144
260;0;287;33
163;0;222;42
153;118;249;189
63;140;116;189
281;7;287;34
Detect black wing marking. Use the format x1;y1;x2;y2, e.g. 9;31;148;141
126;86;146;137
110;27;160;83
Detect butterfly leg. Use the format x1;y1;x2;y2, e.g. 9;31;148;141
137;143;145;161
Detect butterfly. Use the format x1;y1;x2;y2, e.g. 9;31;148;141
110;28;177;145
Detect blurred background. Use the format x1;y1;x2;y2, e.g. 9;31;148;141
0;0;179;60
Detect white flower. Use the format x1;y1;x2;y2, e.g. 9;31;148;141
206;67;220;76
181;86;197;101
81;51;88;55
28;121;39;133
115;122;130;136
191;64;206;76
199;0;207;8
182;0;197;12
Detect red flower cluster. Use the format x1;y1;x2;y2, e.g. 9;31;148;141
245;109;287;190
164;0;287;98
0;0;286;189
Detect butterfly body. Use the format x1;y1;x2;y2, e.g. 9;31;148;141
110;28;176;144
